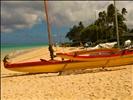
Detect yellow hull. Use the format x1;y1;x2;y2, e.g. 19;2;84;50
5;55;133;73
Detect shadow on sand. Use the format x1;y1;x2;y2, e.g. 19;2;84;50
1;67;126;78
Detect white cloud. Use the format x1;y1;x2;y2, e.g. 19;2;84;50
1;1;44;33
1;1;133;33
48;1;133;28
1;26;13;33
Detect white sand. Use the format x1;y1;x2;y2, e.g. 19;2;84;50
1;46;133;100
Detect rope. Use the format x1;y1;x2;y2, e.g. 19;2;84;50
16;52;49;63
6;1;37;63
47;2;66;53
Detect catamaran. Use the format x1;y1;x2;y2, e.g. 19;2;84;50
3;1;133;74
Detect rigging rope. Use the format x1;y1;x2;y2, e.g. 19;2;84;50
7;2;34;63
16;52;49;63
47;2;66;53
6;1;46;63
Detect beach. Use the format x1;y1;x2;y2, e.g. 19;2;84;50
1;46;133;100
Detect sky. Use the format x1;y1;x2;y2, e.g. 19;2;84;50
1;1;133;44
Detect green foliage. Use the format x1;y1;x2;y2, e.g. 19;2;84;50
108;37;117;42
65;22;84;42
95;39;109;45
129;29;133;33
65;3;130;47
63;42;80;47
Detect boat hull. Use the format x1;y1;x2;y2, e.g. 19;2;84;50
4;55;133;73
56;50;133;61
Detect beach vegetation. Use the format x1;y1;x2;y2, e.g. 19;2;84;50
65;4;133;46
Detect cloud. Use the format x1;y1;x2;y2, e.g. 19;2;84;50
116;1;133;29
48;1;133;28
1;1;44;33
125;8;133;29
1;26;13;33
1;1;133;33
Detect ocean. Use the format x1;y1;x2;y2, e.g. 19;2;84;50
1;43;48;59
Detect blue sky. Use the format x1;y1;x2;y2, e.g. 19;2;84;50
1;1;133;44
1;20;69;44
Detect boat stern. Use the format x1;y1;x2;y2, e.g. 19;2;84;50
3;55;11;68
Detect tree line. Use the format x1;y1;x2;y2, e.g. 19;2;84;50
65;4;133;46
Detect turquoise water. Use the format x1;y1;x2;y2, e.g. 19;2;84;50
1;44;48;58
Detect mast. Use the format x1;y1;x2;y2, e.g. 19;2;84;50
114;0;120;48
44;0;54;60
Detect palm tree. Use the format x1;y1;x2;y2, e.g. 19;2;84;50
65;3;129;45
98;11;107;26
122;8;128;16
107;4;115;24
65;21;84;42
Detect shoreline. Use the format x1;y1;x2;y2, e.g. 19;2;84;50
1;46;133;100
1;43;49;59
